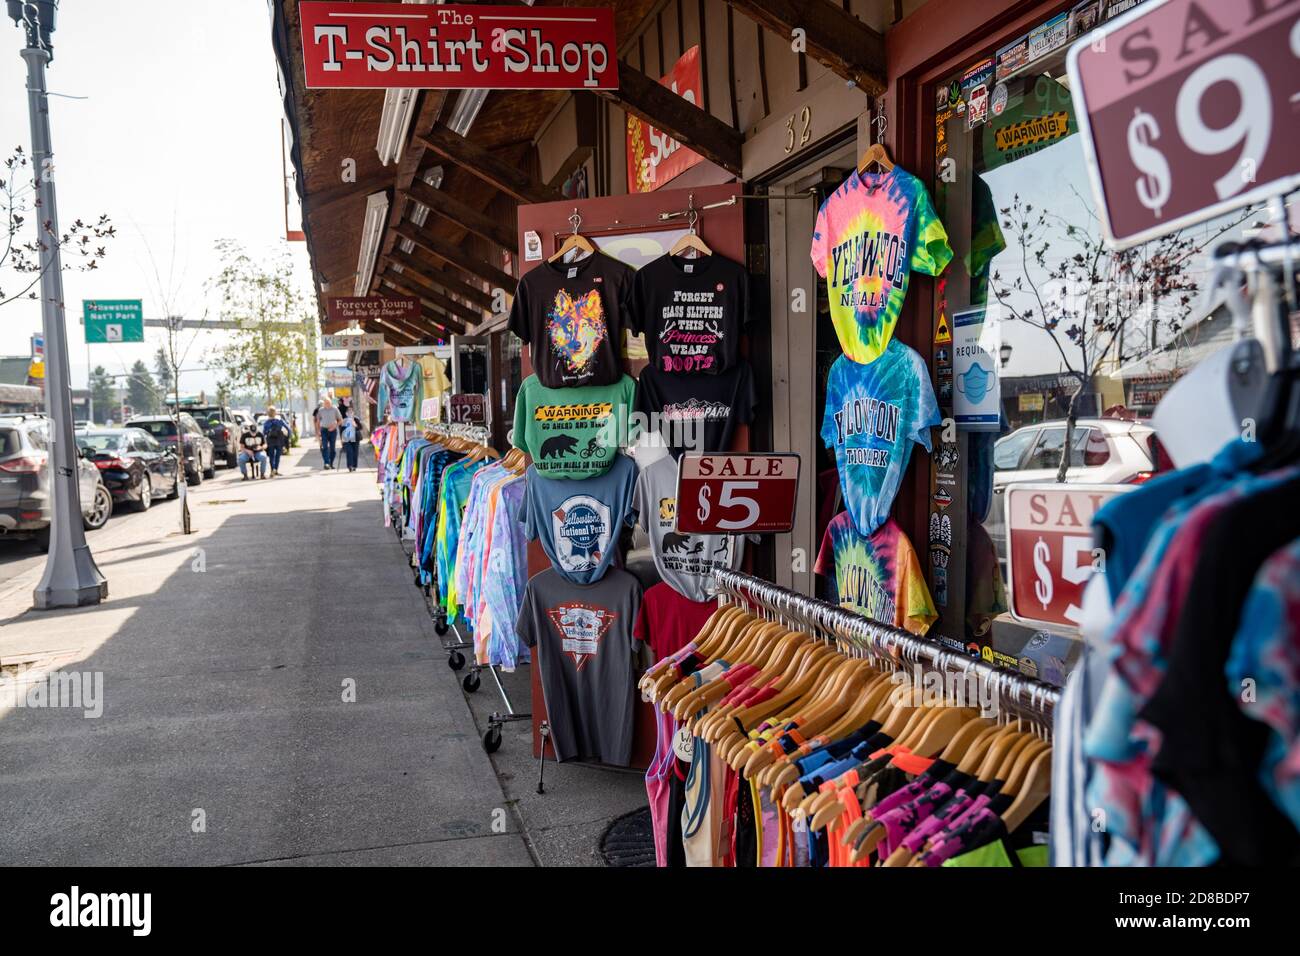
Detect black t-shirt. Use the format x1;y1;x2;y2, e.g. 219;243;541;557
634;362;757;460
630;252;752;375
508;252;635;389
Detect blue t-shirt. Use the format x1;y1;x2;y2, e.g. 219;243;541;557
820;338;939;535
521;453;638;584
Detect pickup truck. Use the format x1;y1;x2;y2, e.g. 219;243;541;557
173;404;241;469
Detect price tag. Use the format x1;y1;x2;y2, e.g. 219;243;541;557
1067;0;1300;249
673;727;695;762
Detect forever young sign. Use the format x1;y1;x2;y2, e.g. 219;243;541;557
298;2;619;90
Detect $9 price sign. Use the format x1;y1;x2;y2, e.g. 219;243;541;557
1067;0;1300;249
674;453;800;536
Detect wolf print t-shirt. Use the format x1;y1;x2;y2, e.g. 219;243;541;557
513;374;636;479
815;513;937;635
520;453;638;584
634;363;756;460
811;167;952;365
508;252;635;388
821;340;940;535
630;252;752;374
631;453;744;603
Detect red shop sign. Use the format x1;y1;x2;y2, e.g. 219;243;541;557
326;296;419;326
626;46;704;193
1004;483;1130;630
1067;0;1300;249
674;453;800;535
298;2;618;90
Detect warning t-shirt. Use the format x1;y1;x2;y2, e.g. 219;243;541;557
821;340;939;535
631;453;744;603
633;362;756;460
516;567;643;765
520;453;638;584
630;252;752;374
810;166;952;365
815;513;936;635
508;252;635;388
513;373;636;479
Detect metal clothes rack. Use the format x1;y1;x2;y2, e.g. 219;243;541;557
711;569;1060;728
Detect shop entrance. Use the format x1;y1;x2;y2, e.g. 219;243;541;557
763;139;857;597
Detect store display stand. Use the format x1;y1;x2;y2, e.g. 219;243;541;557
448;621;533;754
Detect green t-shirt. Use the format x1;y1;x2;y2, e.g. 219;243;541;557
512;373;637;479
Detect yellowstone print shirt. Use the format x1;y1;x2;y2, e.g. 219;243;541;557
821;340;940;536
815;513;937;635
509;252;635;388
811;167;952;365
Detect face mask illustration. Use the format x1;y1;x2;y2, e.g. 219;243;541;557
957;361;992;404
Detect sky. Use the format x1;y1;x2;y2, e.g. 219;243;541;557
0;0;319;399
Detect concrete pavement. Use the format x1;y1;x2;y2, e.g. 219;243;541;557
0;444;536;866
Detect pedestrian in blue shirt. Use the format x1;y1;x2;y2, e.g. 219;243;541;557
340;410;362;472
261;406;291;477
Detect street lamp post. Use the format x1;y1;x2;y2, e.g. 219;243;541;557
9;0;107;607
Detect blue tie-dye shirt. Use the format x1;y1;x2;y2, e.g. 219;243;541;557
820;339;939;536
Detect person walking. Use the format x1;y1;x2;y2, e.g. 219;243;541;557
262;405;291;477
340;409;362;472
317;396;341;471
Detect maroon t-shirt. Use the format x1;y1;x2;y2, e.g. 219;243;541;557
633;580;717;663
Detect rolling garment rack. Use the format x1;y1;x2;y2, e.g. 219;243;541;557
710;569;1060;728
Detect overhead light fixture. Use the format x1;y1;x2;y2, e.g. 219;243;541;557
375;0;439;165
355;191;389;296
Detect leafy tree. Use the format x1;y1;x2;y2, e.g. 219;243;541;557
126;360;157;415
1;146;115;309
990;190;1253;481
89;365;114;421
210;240;319;411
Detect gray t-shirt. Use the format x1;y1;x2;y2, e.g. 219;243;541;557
521;453;637;584
516;567;643;766
317;406;341;430
632;454;744;603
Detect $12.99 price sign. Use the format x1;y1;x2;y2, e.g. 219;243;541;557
1004;483;1131;629
674;453;800;535
1067;0;1300;249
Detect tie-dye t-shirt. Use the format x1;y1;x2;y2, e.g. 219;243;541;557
821;340;940;535
508;252;635;388
811;167;952;365
815;513;936;635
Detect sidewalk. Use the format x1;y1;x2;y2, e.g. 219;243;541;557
0;444;533;866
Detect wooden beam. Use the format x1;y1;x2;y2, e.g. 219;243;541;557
386;248;496;311
394;221;516;293
719;1;885;96
377;90;450;269
378;271;475;331
306;169;392;220
404;179;517;252
597;61;743;175
372;317;418;345
417;126;562;205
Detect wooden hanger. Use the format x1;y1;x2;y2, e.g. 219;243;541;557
669;203;712;259
548;208;595;263
999;748;1052;835
856;141;894;176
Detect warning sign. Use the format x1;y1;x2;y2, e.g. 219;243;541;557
934;311;952;345
993;111;1069;154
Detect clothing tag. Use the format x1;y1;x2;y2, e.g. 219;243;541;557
791;815;808;833
673;727;694;762
1032;830;1050;846
567;267;578;279
684;263;694;274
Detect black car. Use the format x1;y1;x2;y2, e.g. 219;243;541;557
76;427;181;511
0;414;113;549
176;404;241;469
126;413;216;486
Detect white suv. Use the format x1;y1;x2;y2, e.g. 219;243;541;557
984;418;1161;566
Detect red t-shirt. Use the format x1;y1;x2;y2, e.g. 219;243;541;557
633;581;717;663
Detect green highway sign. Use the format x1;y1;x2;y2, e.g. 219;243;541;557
83;299;144;343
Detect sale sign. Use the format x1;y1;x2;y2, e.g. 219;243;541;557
1067;0;1300;248
1005;482;1130;629
449;393;487;424
674;453;800;535
626;46;704;192
298;2;618;90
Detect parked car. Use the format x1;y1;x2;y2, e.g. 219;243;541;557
75;427;181;511
126;413;216;486
983;417;1161;567
0;414;113;549
173;404;241;468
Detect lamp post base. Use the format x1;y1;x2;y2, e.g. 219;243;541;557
32;545;108;609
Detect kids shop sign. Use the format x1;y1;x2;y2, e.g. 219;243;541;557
299;2;618;90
